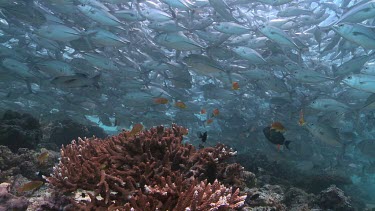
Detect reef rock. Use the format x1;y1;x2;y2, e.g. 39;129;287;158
317;185;354;211
0;110;42;152
0;146;38;182
245;184;287;210
0;146;58;182
0;182;29;211
44;119;107;148
283;187;316;211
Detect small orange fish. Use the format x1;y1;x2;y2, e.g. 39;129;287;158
206;119;213;124
37;151;49;165
153;97;169;104
298;109;306;126
271;122;286;133
175;101;187;109
232;82;240;90
200;109;206;114
17;181;44;192
212;108;219;116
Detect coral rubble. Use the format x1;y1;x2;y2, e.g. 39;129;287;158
47;124;247;210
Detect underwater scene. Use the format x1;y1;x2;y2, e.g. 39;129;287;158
1;0;375;210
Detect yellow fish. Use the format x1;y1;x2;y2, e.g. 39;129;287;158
153;97;169;104
298;109;306;126
175;101;187;109
17;181;44;192
37;151;49;165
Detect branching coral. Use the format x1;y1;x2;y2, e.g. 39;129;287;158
47;124;246;210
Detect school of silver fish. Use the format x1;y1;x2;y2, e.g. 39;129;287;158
0;0;375;203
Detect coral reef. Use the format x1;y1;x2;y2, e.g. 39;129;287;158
42;119;107;149
0;110;42;152
47;124;247;210
0;110;361;211
0;182;29;211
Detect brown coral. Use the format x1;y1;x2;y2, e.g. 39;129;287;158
47;124;246;210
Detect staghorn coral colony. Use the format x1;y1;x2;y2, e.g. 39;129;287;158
47;124;247;210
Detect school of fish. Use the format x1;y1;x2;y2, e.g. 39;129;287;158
1;0;375;204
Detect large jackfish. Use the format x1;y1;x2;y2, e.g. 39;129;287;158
305;122;342;147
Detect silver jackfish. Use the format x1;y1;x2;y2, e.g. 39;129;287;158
343;74;375;93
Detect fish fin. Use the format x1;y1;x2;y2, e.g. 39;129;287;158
25;80;33;94
361;93;375;109
64;78;78;83
75;73;89;77
285;141;291;150
331;64;337;73
182;40;203;49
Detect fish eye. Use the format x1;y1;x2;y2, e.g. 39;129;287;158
312;101;316;104
338;23;344;27
347;76;352;79
80;4;86;6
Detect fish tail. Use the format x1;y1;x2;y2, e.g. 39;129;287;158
285;141;291;150
25;80;33;94
318;42;321;53
92;74;101;89
351;109;361;129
